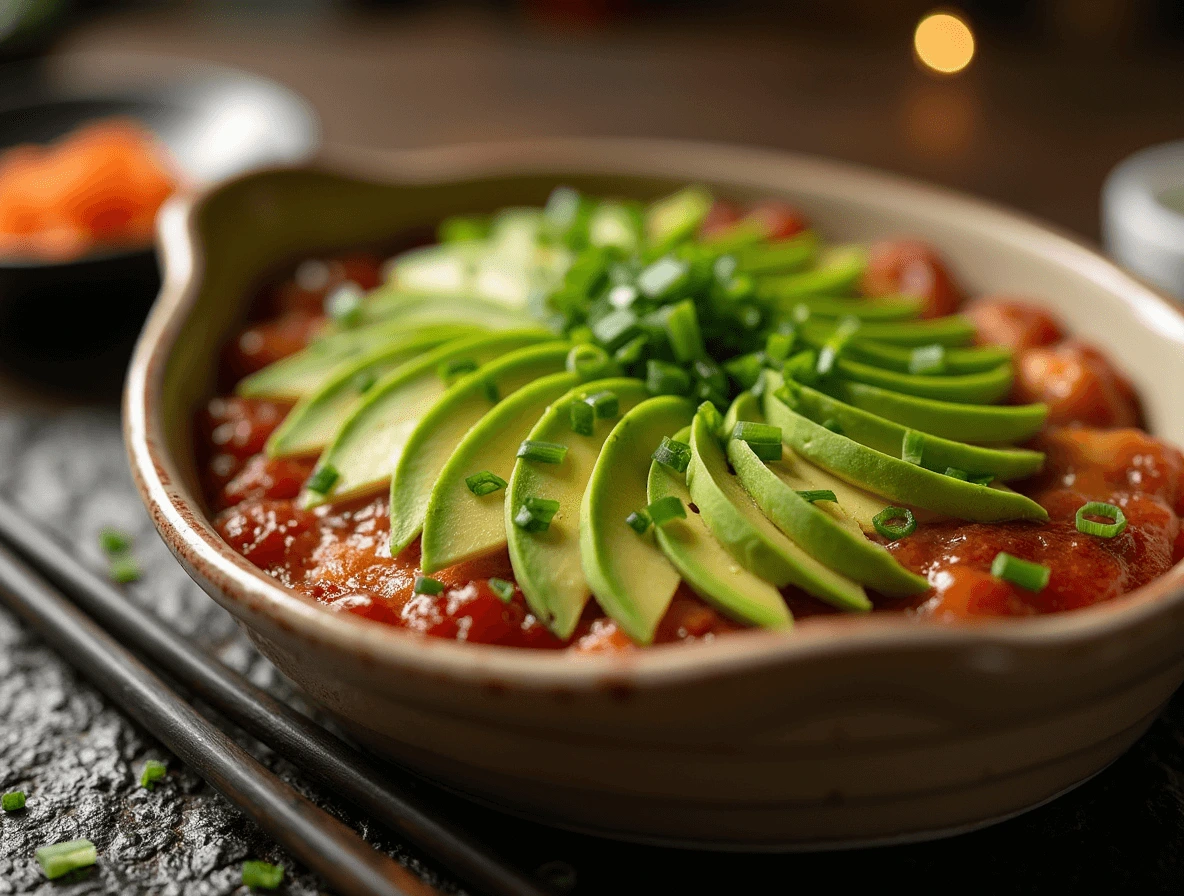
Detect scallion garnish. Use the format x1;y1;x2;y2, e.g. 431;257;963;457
822;417;844;435
305;464;339;495
646;359;691;396
438;357;479;382
465;471;507;497
731;421;783;462
663;300;706;362
482;378;500;404
242;861;285;890
652;437;692;473
697;401;725;436
566;344;613;380
98;528;132;555
517;440;569;464
781;349;818;385
1075;502;1127;538
970;473;995;486
637;256;689;300
990;552;1050;592
625;510;651;534
646;496;686;527
109;556;142;585
591;308;638;349
901;430;925;465
2;791;25;812
569;399;595;436
325;283;364;328
816;316;860;376
413;576;445;596
909;344;946;375
514;497;561;533
944;467;969;481
873;506;917;540
797;489;837;504
723;352;765;390
488;578;515;603
584;390;619;420
613;334;647;365
764;330;795;365
36;839;97;880
140;759;167;790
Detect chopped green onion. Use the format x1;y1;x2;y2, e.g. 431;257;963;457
637;256;689;299
646;360;691;396
797;489;837;504
901;430;925;465
140;759;167;790
782;349;818;385
697;401;725;436
991;552;1050;592
731;421;783;462
816;316;861;376
242;861;285;890
765;330;796;365
772;383;799;410
98;527;132;555
438;357;479;382
970;473;995;486
663;300;706;362
692;358;728;395
613;334;648;365
2;791;25;811
488;578;515;602
909;344;946;375
608;284;638;309
944;467;969;481
569;399;595;436
584;390;620;419
517;440;569;464
591;308;638;349
724;352;765;390
36;839;97;880
1075;502;1127;538
873;506;917;540
625;510;651;534
413;576;445;595
481;378;500;404
305;464;339;495
566;343;613;380
351;370;378;393
465;471;507;497
646;496;687;527
109;556;142;585
652;437;692;473
325;283;364;328
514;497;561;533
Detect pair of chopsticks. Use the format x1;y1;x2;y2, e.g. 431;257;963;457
0;498;551;896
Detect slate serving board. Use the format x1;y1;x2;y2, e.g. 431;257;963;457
3;397;1184;895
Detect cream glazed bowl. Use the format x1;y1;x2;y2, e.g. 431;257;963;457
126;139;1184;849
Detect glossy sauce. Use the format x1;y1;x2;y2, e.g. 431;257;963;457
199;247;1183;649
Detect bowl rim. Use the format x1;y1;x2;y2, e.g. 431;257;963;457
125;136;1184;692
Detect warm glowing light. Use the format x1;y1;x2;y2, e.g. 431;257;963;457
914;11;976;75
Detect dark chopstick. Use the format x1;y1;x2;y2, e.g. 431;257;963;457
0;499;550;896
0;540;435;896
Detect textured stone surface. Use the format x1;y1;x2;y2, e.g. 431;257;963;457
3;399;1184;894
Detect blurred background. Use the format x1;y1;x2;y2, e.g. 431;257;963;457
2;0;1182;242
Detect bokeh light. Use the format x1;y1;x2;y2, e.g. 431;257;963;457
914;11;976;75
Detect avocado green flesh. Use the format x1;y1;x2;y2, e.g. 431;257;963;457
774;294;923;322
419;371;581;574
727;438;927;600
238;297;533;400
804;315;974;348
303;329;550;507
829;379;1048;445
835;358;1013;404
687;411;871;609
735;231;817;275
506;378;651;640
759;245;867;300
763;390;1048;523
265;326;475;458
646;187;711;250
797;325;1010;374
774;375;1043;481
580;397;695;645
648;428;792;629
388;342;571;555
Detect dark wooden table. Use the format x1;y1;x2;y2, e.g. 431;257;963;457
2;7;1184;894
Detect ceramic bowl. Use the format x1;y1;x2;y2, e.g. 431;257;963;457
125;139;1184;849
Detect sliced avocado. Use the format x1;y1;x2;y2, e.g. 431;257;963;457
826;316;976;348
266;326;476;458
735;231;817;275
303;329;550;507
758;244;867;300
775;294;923;322
773;374;1043;480
389;342;571;554
419;371;581;574
580;396;695;645
727;438;928;599
763;388;1048;522
645;187;712;250
386;240;483;296
834;358;1013;404
766;443;903;535
829;379;1048;445
647;427;792;630
687;409;871;610
798;325;1011;374
506;378;651;639
238;297;532;400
